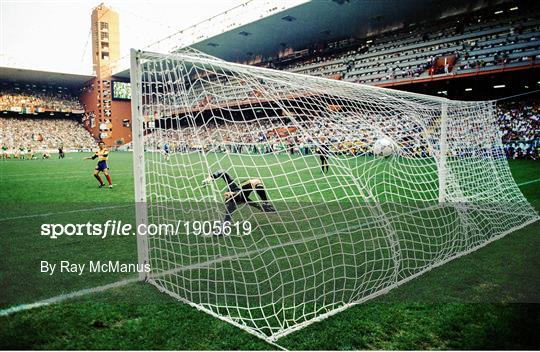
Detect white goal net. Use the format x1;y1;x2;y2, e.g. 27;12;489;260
130;49;538;341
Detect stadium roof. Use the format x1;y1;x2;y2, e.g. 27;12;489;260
188;0;513;62
0;66;94;88
112;0;516;79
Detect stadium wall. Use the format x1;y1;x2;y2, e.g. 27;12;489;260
80;77;132;146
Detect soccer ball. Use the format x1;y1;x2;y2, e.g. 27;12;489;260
373;137;396;157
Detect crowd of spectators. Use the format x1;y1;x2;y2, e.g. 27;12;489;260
146;112;435;159
0;116;96;156
144;99;539;160
1;103;535;161
0;83;84;113
498;100;540;159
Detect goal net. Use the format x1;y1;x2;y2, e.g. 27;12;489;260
130;49;538;341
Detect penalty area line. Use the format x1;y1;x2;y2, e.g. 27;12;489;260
0;277;139;317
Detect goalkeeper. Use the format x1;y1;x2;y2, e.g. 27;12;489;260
202;170;276;225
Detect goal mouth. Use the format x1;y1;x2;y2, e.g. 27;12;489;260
130;49;539;341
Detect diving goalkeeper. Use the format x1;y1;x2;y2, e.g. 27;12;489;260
202;170;276;226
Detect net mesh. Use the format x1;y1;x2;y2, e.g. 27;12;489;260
131;49;538;341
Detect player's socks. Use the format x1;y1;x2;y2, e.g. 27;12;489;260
255;185;268;201
105;174;112;186
95;174;104;186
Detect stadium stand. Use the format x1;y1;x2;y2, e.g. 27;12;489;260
173;6;536;160
0;82;84;113
0;116;96;153
144;100;538;160
498;99;540;159
251;8;540;85
0;83;95;153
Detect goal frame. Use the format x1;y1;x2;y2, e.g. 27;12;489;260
129;49;539;343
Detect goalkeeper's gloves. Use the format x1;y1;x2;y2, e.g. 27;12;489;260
202;176;213;186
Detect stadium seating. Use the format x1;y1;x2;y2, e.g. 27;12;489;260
498;100;540;159
0;116;96;152
0;82;95;154
255;9;540;85
0;82;84;113
143;100;538;160
123;7;540;162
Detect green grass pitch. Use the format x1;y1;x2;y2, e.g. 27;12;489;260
0;152;539;349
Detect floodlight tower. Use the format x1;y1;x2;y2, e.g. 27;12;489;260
81;3;132;146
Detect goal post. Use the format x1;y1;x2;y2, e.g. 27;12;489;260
130;49;149;281
130;49;539;341
438;101;448;203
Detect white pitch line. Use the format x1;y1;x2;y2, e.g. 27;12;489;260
1;169;103;178
0;204;133;222
517;178;540;187
0;277;138;317
0;171;133;180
